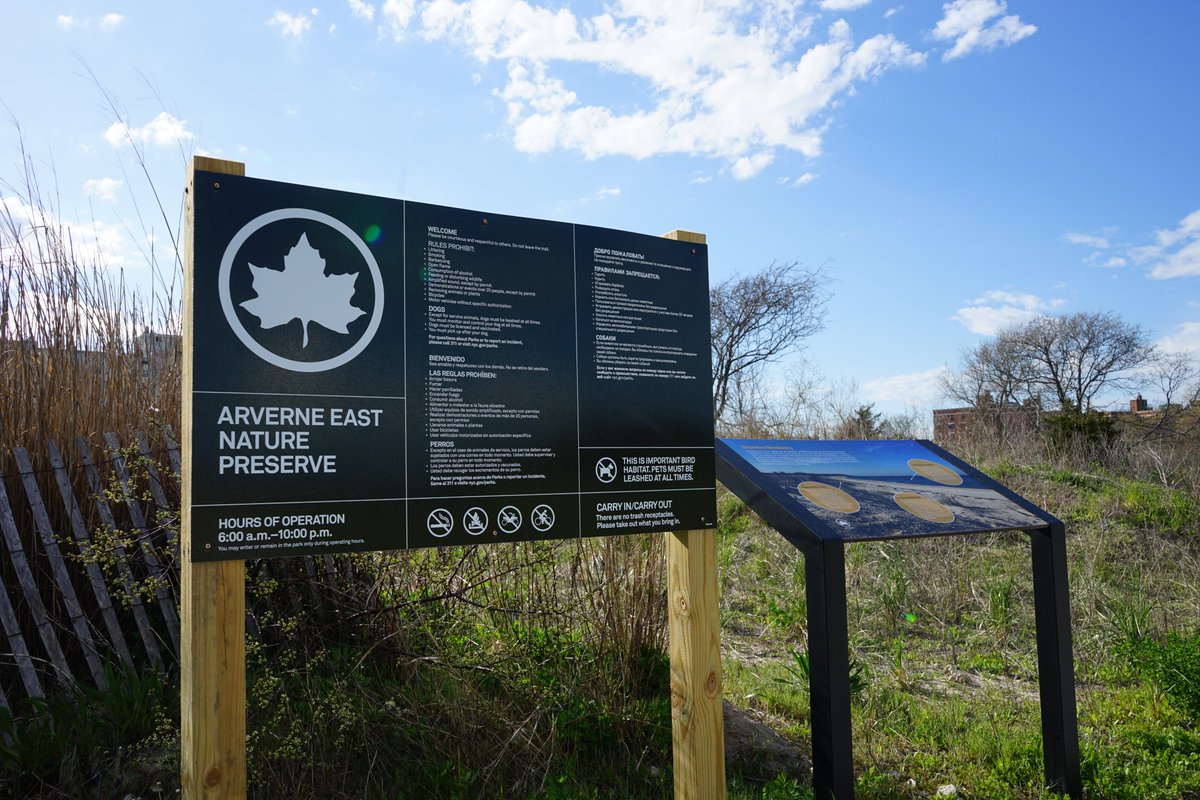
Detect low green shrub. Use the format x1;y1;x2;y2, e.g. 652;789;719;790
1122;632;1200;720
0;664;171;797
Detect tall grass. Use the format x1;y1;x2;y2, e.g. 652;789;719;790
0;140;181;465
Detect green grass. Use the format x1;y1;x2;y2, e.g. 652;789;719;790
4;450;1200;798
0;665;175;798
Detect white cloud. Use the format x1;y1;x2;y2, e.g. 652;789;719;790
1;196;131;271
103;112;196;148
83;177;123;202
790;172;818;187
884;6;902;18
1149;239;1200;279
1134;208;1200;279
349;0;376;21
951;289;1064;335
731;152;775;180
56;14;76;29
100;12;124;29
381;0;416;39
1064;231;1110;249
864;365;949;409
820;0;872;10
397;3;924;175
1103;256;1126;268
268;10;314;38
595;186;620;199
932;0;1035;61
1157;322;1200;354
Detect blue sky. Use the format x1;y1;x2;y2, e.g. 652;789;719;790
3;1;1199;418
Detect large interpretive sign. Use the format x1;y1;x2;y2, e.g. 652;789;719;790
188;172;716;560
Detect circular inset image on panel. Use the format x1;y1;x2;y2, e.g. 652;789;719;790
798;481;860;514
893;492;955;523
907;458;963;486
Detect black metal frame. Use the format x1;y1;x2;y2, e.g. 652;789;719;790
716;439;1081;800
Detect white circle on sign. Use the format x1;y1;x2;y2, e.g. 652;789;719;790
218;208;385;373
426;508;453;538
595;457;618;484
463;507;488;536
531;504;556;532
497;505;522;534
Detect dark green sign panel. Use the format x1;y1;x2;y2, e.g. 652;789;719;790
189;172;716;560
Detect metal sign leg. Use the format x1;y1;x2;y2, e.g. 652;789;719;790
806;540;855;800
1030;523;1082;799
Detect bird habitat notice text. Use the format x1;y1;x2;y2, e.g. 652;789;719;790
187;170;716;561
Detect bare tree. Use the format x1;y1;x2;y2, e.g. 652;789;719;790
709;261;829;426
1015;312;1154;411
1132;350;1200;441
942;335;1039;409
944;311;1154;413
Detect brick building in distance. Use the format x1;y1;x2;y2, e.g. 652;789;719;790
932;396;1040;446
932;394;1161;447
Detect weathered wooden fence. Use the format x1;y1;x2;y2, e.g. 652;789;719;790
0;431;182;706
0;431;346;711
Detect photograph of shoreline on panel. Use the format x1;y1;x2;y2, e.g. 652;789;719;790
189;170;716;561
717;438;1050;542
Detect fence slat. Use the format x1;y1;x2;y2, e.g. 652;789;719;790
136;431;180;563
322;554;339;594
104;432;180;655
271;559;305;617
0;475;74;689
12;448;108;689
302;556;323;614
0;568;43;700
76;437;165;672
163;426;182;480
45;440;135;671
135;433;175;525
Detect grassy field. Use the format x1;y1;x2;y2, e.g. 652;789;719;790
2;443;1197;799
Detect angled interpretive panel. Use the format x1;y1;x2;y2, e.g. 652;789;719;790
716;437;1078;800
716;438;1053;546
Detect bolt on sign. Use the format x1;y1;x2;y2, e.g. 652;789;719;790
188;172;717;560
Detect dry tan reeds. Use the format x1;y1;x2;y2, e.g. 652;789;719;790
1;146;181;469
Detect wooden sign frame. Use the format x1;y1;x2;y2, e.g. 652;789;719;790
181;158;725;799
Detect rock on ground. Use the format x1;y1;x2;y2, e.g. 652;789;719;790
722;700;811;784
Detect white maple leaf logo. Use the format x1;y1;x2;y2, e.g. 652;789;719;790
239;233;366;348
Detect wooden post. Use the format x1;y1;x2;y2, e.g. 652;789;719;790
667;529;726;799
181;156;247;800
663;228;725;800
